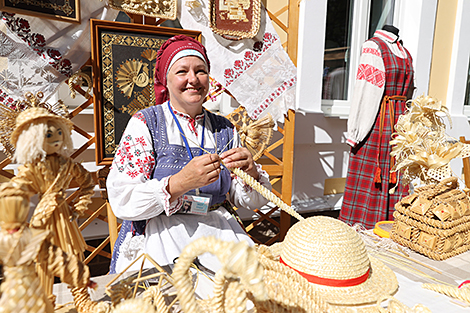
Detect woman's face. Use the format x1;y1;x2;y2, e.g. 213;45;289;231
44;120;64;155
166;56;209;117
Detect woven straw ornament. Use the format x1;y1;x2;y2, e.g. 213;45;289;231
0;92;70;157
390;95;470;189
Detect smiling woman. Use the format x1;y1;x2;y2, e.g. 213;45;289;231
106;35;273;274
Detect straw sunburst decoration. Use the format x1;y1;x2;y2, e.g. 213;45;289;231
390;95;470;191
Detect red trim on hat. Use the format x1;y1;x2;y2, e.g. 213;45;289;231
279;257;370;287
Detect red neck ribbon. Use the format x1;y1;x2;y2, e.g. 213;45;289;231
279;257;370;287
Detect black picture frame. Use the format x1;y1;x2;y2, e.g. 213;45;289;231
0;0;81;23
90;19;202;165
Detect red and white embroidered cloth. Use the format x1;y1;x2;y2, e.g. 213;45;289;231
180;1;297;123
0;4;118;104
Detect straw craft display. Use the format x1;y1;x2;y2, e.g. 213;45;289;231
390;95;470;189
388;95;470;260
390;176;470;260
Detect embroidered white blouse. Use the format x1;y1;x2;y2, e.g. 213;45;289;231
107;103;271;272
346;30;410;147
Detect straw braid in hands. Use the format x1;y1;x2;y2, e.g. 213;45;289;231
422;283;470;304
221;147;259;180
168;153;221;201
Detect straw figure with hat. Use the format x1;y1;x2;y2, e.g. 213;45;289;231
0;182;97;313
0;92;96;310
256;216;430;312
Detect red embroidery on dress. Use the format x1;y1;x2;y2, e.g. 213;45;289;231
1;13;72;76
224;32;278;87
114;134;155;179
362;47;381;57
135;136;147;146
356;64;385;88
133;112;147;124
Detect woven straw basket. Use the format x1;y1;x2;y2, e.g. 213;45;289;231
390;177;470;260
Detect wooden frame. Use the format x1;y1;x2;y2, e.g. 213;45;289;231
0;0;81;23
90;19;201;165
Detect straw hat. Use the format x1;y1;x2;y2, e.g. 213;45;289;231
10;107;73;147
277;216;398;306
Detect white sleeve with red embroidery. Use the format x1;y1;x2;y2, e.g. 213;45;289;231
346;40;385;148
106;114;178;220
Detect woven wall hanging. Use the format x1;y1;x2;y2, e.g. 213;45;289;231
108;0;177;20
209;0;261;40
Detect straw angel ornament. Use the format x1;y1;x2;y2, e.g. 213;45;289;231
390;95;470;191
0;92;95;307
0;182;95;313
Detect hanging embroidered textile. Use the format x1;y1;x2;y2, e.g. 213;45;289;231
181;0;297;124
0;3;118;104
108;0;177;20
209;0;261;40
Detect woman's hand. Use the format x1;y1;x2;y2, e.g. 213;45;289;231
220;147;259;180
168;153;221;201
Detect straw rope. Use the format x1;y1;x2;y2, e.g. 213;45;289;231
141;286;170;313
422;283;470;304
69;286;99;313
172;236;267;313
231;167;304;221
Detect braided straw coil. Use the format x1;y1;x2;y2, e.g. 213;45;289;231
422;283;470;304
276;216;398;306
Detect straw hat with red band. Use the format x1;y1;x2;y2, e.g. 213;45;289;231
276;216;398;306
154;35;210;105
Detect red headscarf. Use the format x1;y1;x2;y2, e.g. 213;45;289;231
154;35;210;104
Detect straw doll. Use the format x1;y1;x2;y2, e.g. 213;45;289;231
2;94;95;304
0;182;94;313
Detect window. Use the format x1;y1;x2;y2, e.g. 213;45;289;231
321;0;396;116
465;55;470;107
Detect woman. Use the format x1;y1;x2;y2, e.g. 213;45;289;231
107;35;272;273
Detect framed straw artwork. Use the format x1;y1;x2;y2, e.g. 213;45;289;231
108;0;177;20
209;0;261;40
90;19;201;165
0;0;81;23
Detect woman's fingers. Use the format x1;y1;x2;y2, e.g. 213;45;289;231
220;147;258;179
